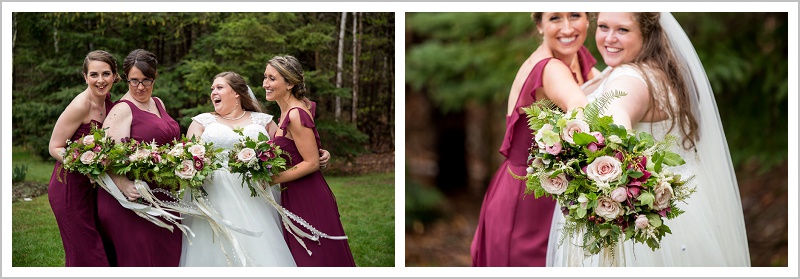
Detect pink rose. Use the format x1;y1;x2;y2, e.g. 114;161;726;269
635;214;649;229
595;196;623;220
129;148;151;162
591;132;605;144
561;119;590;144
175;160;196;179
586;156;623;183
652;181;674;210
545;141;562;155
82;135;95;145
80;151;96;165
188;144;206;157
540;172;569;195
237;148;257;163
610;187;628;203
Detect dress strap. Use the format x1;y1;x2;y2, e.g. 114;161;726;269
191;113;217;127
278;107;321;148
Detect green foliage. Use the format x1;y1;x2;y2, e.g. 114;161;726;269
405;170;446;229
13;165;29;183
316;119;369;159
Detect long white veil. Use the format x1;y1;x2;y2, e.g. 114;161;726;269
658;12;751;266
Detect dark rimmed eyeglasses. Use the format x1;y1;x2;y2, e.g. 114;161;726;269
127;79;154;87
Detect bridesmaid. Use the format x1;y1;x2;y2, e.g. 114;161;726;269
263;55;356;267
47;50;119;266
98;49;182;266
470;12;597;266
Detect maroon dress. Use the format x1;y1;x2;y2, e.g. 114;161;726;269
48;94;114;267
96;97;182;266
275;107;356;267
471;46;596;266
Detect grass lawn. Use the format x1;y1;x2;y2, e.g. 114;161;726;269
12;145;395;267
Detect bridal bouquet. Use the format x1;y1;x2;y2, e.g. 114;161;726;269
60;125;113;180
515;91;695;255
228;130;288;197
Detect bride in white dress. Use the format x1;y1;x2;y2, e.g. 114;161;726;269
179;72;297;267
546;12;750;266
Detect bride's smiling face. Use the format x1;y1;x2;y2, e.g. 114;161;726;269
596;12;644;67
538;12;589;59
210;77;241;114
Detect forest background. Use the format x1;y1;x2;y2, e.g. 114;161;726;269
405;12;788;267
12;12;395;164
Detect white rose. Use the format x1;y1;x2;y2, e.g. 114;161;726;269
168;145;184;157
188;144;206;157
175;160;196;179
237;148;257;163
561;119;590;144
652;180;674;210
607;135;623;144
540;172;569;195
82;135;95;145
595;196;623;220
586;156;623;183
535;124;554;146
80;151;96;165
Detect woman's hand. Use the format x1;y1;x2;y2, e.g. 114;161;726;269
111;174;141;201
319;149;331;169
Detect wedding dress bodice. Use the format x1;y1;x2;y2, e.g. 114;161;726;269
585;65;697;175
192;112;273;168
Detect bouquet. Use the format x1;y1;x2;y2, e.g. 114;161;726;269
228;130;289;197
515;91;695;256
60;124;113;181
107;135;221;196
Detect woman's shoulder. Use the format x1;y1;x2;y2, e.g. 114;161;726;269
607;64;647;84
192;112;216;127
249;111;274;126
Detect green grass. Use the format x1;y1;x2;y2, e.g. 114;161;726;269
12;195;66;267
328;172;395;267
12;145;395;267
13;145;56;184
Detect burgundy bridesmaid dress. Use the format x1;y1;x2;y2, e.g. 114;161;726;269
470;46;596;266
48;94;114;266
96;98;182;266
274;107;356;267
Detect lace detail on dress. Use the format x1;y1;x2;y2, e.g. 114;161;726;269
250;112;274;127
192;113;217;128
198;112;270;168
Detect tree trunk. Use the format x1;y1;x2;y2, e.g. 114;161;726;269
351;12;359;127
335;12;347;122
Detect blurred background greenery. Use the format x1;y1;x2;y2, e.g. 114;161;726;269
405;12;787;267
12;12;395;162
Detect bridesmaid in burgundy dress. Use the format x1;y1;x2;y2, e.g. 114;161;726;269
263;55;356;267
470;12;597;266
98;49;182;266
47;50;120;266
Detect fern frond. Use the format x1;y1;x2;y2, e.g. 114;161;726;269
584;90;628;123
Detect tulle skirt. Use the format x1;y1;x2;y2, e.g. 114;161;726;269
179;170;296;267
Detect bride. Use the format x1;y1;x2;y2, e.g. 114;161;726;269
546;12;750;266
179;72;328;266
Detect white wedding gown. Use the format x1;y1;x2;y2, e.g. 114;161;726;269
546;65;750;267
179;112;296;267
